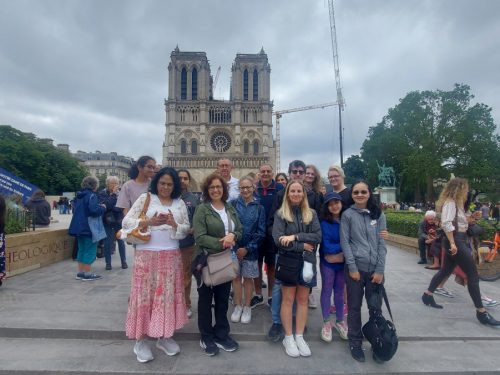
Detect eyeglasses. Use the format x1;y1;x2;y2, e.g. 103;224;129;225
291;170;305;175
239;186;253;191
208;185;223;191
352;190;369;195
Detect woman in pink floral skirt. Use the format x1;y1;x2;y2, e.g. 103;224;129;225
122;167;190;363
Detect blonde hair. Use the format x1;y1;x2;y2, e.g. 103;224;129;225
278;180;313;224
436;177;469;213
328;165;345;178
306;164;322;194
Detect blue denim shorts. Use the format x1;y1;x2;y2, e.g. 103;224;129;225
236;259;259;278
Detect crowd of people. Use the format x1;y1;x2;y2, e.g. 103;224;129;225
3;153;497;363
63;155;394;363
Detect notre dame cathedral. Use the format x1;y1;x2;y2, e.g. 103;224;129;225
162;46;275;187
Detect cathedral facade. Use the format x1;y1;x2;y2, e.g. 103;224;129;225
162;47;275;187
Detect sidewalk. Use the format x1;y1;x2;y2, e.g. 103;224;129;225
1;220;500;374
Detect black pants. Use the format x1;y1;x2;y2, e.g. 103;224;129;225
345;268;382;348
197;281;231;342
428;232;483;308
418;238;428;261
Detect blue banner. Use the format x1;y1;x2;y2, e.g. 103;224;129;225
0;167;40;204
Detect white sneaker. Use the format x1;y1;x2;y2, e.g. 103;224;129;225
282;336;300;357
156;337;180;356
231;305;243;323
334;320;348;340
482;296;500;307
133;339;154;363
295;335;311;357
241;306;252;324
308;294;317;309
187;307;193;318
435;287;454;298
321;321;332;342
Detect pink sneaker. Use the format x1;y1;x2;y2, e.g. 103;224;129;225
334;320;348;340
321;321;332;342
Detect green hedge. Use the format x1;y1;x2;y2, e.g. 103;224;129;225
384;210;496;241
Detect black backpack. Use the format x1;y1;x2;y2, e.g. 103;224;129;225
362;284;398;362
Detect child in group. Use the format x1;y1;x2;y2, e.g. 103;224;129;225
319;192;348;342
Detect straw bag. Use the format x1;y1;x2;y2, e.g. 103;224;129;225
116;193;152;245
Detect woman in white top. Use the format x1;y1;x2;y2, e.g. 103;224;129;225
123;167;190;362
422;177;500;326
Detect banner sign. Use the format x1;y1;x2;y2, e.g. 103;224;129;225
0;167;40;204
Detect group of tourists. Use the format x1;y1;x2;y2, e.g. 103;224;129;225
65;154;500;364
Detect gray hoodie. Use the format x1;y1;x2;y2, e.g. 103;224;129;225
340;206;387;274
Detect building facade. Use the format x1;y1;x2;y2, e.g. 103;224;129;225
67;147;134;184
162;47;275;186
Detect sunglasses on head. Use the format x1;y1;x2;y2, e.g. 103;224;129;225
291;170;305;175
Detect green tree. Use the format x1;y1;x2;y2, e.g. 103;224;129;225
0;125;88;195
97;173;108;190
361;84;500;202
343;155;366;185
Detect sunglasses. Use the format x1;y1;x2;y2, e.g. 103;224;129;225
352;190;369;195
291;170;305;175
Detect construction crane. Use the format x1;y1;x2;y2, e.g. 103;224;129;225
273;102;339;172
328;0;345;166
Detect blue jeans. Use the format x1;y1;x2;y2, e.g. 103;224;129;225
104;224;126;266
271;280;282;324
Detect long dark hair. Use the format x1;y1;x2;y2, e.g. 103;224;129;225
128;155;155;179
351;179;381;220
0;195;6;233
150;167;181;199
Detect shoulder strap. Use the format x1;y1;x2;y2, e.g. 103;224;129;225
140;193;151;218
452;203;459;232
381;285;394;322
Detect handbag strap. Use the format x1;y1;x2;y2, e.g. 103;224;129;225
381;284;394;322
227;207;233;233
139;193;151;219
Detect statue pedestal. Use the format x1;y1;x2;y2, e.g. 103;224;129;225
376;186;397;204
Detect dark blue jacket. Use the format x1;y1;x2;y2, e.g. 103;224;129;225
232;196;266;261
98;188;124;229
68;189;105;237
255;179;283;219
320;219;344;270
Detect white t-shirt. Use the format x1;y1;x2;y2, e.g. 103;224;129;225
211;204;234;235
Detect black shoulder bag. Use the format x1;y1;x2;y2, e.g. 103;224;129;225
362;284;398;362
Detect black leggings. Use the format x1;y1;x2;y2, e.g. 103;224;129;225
428;232;483;308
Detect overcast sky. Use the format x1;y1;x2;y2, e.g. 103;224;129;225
1;0;499;177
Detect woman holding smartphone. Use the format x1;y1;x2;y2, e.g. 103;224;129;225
123;167;190;363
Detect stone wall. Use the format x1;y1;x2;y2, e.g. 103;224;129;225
386;233;419;254
5;229;75;277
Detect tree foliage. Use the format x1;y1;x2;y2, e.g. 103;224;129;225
0;125;88;195
343;155;366;185
360;84;500;202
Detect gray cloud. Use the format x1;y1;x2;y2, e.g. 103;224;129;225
1;0;498;179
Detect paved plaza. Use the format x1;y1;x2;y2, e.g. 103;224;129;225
1;212;500;374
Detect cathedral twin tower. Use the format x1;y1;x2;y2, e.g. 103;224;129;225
162;46;276;185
